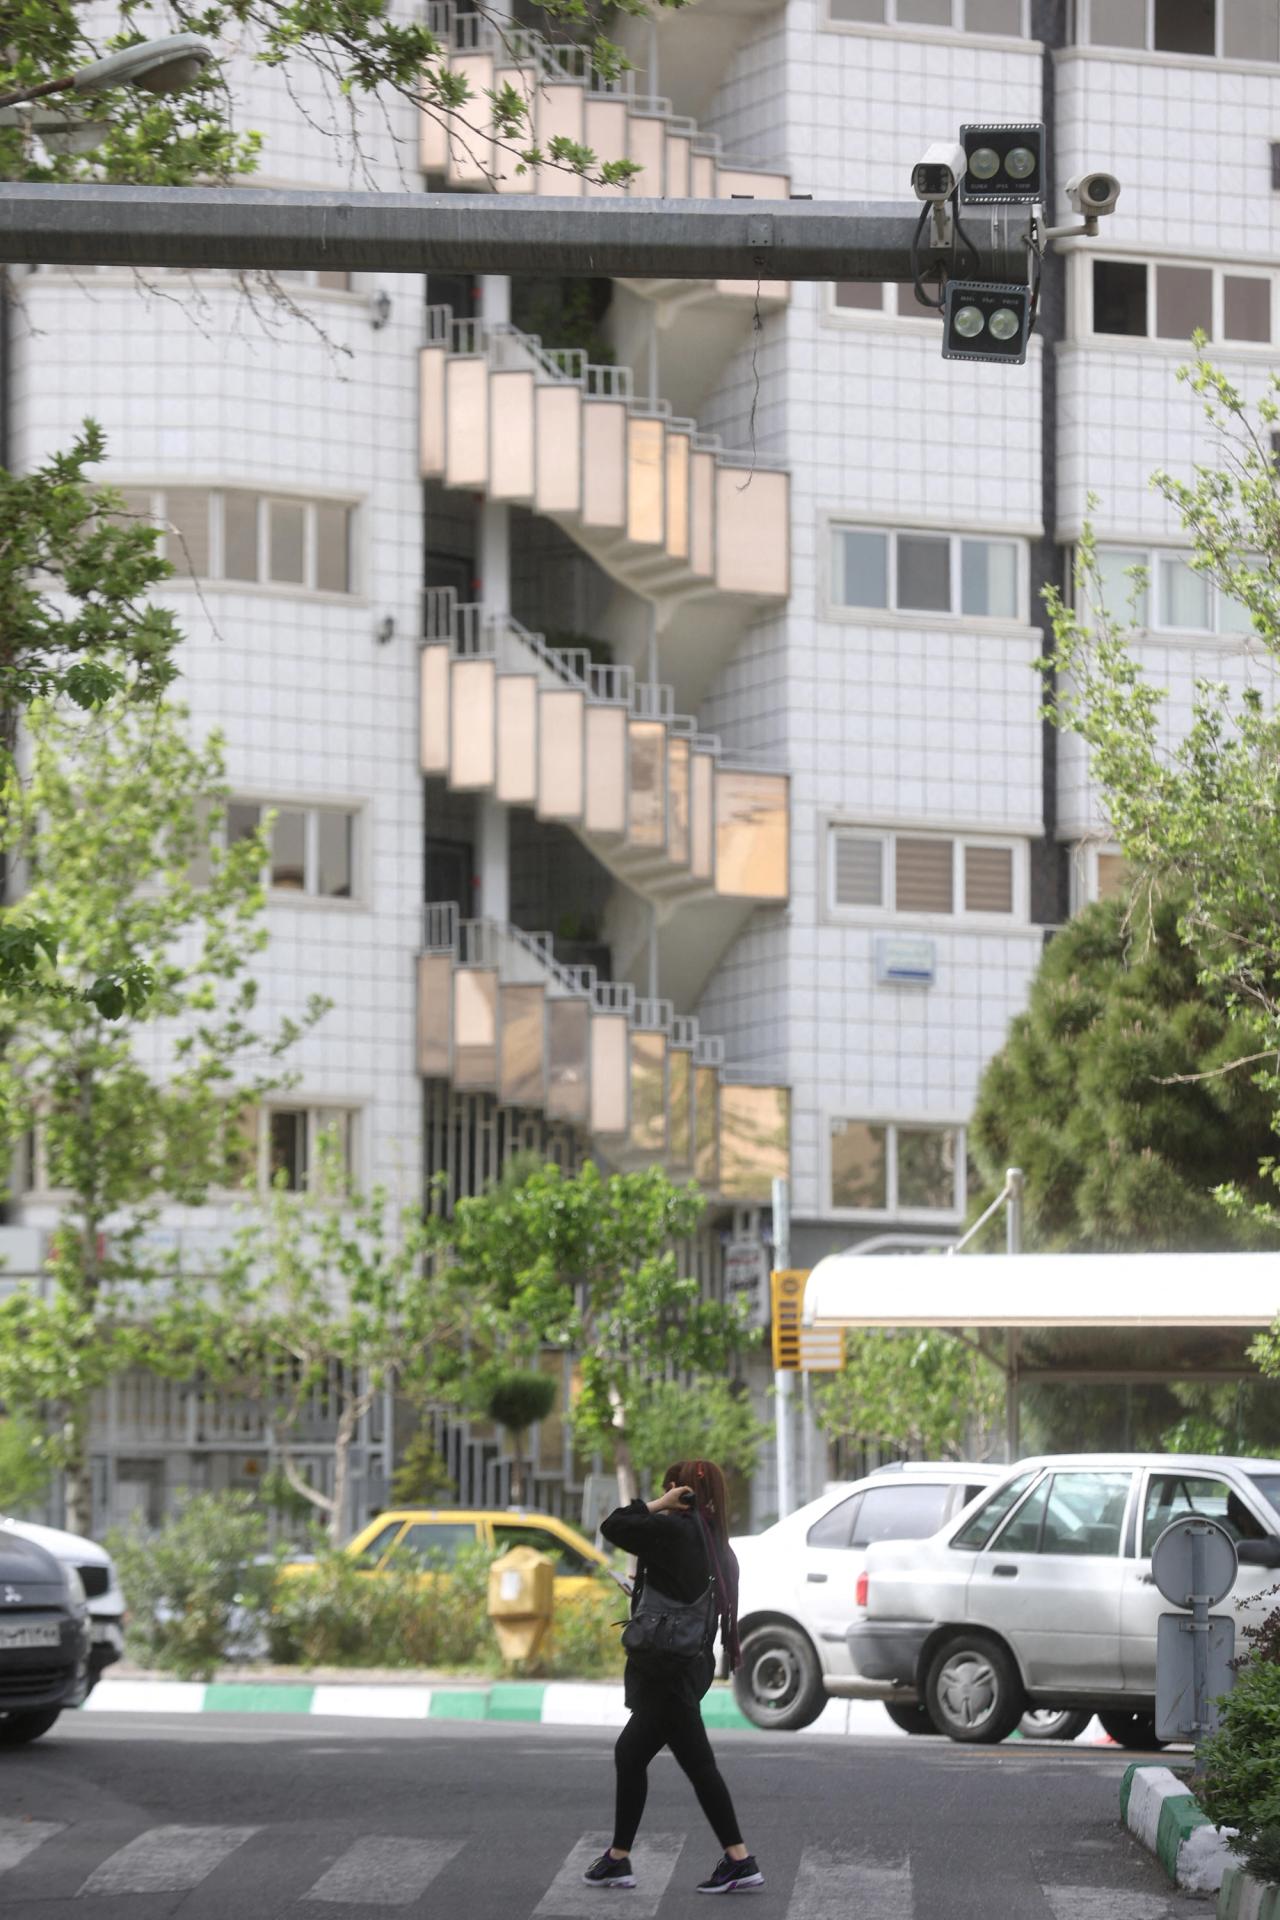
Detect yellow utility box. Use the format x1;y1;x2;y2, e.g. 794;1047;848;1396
487;1545;555;1663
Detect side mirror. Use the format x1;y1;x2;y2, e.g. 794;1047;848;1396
1236;1537;1280;1569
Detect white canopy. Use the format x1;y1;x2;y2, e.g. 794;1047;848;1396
802;1250;1280;1331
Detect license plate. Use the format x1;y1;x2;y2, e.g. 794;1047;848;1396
0;1622;61;1650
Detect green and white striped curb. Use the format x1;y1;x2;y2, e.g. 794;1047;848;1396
1218;1865;1280;1919
86;1679;755;1730
1120;1761;1235;1894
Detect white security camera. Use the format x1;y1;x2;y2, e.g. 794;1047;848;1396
912;141;967;205
1066;170;1121;218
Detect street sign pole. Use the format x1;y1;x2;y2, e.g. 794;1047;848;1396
772;1176;794;1522
1151;1517;1238;1765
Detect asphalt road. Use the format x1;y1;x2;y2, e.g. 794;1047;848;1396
0;1713;1193;1919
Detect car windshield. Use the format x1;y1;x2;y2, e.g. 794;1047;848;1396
1247;1473;1280;1521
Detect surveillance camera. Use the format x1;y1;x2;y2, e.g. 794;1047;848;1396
1066;170;1121;218
912;141;966;204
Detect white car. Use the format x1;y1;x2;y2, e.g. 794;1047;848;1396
2;1517;126;1695
730;1462;1005;1733
850;1453;1280;1746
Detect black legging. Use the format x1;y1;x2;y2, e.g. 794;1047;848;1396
612;1699;744;1853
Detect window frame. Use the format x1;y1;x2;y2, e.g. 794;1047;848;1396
123;486;360;597
826;824;1027;924
1085;256;1276;349
829;522;1029;627
226;796;364;907
824;0;1031;38
1085;542;1260;641
830;280;946;330
1070;840;1129;914
1076;0;1280;61
254;1102;362;1198
827;1114;968;1222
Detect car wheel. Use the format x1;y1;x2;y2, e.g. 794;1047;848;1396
1097;1710;1166;1751
1019;1709;1091;1743
732;1624;826;1731
0;1708;62;1747
883;1700;938;1735
925;1634;1025;1745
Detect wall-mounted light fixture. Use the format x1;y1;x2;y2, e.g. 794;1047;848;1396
370;290;392;330
375;615;396;646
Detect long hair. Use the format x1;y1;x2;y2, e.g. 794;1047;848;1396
662;1458;741;1670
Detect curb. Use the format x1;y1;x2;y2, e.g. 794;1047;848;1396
1120;1762;1235;1894
87;1678;1112;1745
1219;1866;1280;1919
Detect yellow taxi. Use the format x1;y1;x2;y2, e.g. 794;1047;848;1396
286;1508;612;1602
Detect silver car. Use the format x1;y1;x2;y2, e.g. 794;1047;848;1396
848;1453;1280;1746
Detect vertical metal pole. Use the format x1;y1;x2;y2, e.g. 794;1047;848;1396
648;903;659;1001
1005;1168;1024;1462
1191;1528;1209;1758
772;1175;794;1520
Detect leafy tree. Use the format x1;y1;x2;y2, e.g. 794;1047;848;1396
624;1376;771;1489
0;694;325;1531
435;1160;757;1503
0;426;183;1014
0;1414;55;1516
389;1424;456;1507
484;1369;557;1506
969;893;1280;1251
201;1132;455;1544
2;2;689;194
1044;357;1280;1222
815;1328;1004;1462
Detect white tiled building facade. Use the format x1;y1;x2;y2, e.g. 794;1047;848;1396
6;0;1274;1528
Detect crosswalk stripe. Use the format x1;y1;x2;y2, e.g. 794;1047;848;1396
0;1817;65;1873
78;1824;259;1895
1044;1890;1174;1920
786;1849;913;1920
303;1836;464;1907
533;1832;685;1918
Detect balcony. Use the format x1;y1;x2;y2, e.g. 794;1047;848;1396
419;313;789;698
421;588;788;916
418;903;790;1202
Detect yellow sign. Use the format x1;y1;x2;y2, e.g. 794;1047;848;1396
771;1269;806;1371
771;1270;845;1372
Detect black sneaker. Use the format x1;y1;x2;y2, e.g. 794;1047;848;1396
697;1854;764;1894
583;1852;636;1889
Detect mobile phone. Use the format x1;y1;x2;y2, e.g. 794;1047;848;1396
678;1490;696;1508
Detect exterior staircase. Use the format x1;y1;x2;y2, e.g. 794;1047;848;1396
419;311;790;620
417;901;790;1202
420;588;789;908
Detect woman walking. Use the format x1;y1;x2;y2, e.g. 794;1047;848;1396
583;1458;763;1896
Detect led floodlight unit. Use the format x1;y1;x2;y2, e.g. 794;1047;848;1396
942;281;1032;365
960;123;1046;205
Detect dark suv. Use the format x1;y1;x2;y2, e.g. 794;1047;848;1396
0;1524;91;1746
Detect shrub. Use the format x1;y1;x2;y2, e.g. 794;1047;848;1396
534;1582;626;1681
267;1543;498;1670
106;1491;274;1681
1200;1597;1280;1883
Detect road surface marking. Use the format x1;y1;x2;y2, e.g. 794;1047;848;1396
533;1832;684;1917
1044;1891;1174;1919
303;1835;464;1906
786;1849;912;1920
78;1824;259;1895
0;1818;65;1872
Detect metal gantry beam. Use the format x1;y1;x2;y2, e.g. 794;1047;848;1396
0;183;1034;282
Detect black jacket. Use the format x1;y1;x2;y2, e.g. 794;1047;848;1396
601;1499;737;1712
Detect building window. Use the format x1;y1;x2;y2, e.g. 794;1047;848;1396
833;526;1023;621
829;827;1021;919
112;487;356;593
273;269;354;291
227;800;358;899
833;282;942;323
1071;843;1131;912
1091;259;1274;345
243;1106;356;1195
1078;0;1280;57
1088;545;1255;636
828;0;1028;32
830;1117;965;1217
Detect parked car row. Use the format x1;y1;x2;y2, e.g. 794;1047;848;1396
731;1452;1280;1746
0;1515;127;1746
